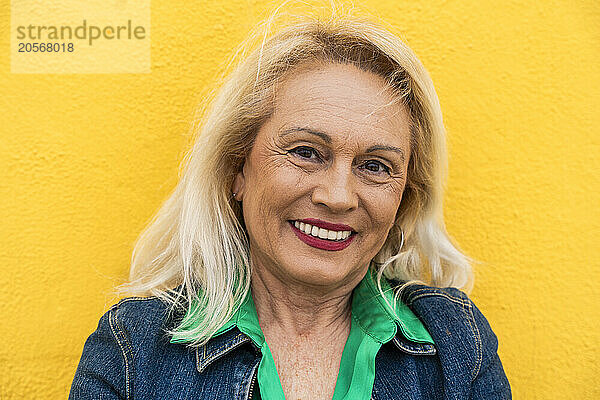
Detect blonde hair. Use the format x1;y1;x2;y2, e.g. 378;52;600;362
116;9;474;347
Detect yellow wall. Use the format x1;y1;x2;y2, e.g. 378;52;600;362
1;1;598;398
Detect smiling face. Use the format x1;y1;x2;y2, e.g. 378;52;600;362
233;63;412;291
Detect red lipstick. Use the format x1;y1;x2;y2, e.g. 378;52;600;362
288;221;356;251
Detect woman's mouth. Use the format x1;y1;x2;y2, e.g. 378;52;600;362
288;220;356;251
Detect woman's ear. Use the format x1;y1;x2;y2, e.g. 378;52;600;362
232;165;246;201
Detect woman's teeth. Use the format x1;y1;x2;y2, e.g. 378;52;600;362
293;221;352;241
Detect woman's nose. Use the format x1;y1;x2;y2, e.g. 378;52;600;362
311;163;358;213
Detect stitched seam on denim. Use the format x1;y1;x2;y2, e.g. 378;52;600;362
117;296;159;305
392;337;436;355
459;298;480;382
407;287;464;302
206;333;249;361
372;383;381;400
114;307;136;399
404;287;449;297
194;345;208;372
466;300;482;380
238;358;259;400
394;341;424;355
392;337;416;352
409;292;465;306
201;333;251;371
108;308;131;400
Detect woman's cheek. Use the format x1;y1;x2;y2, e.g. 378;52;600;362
272;164;313;193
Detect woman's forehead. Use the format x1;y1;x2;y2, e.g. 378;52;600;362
269;63;411;147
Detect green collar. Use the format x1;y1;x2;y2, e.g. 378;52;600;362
186;268;433;346
351;268;434;344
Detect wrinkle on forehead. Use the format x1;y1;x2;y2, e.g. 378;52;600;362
272;64;411;146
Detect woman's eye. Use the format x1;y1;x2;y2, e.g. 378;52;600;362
289;146;319;160
361;160;391;174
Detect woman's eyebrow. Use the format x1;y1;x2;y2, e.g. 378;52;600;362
279;127;332;144
365;145;405;163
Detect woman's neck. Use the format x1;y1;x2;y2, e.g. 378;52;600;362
249;266;357;341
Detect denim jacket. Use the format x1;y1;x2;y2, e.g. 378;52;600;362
69;283;511;399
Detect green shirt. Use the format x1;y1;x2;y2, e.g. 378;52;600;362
171;269;434;399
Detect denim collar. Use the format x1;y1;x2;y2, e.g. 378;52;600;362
191;273;437;374
195;327;254;373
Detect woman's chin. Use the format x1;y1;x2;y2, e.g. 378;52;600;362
278;261;356;289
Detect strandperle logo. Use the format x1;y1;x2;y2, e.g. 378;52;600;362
11;0;151;74
15;20;147;46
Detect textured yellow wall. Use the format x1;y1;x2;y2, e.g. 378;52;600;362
1;1;598;398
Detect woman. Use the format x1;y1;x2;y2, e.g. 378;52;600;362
70;13;511;400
